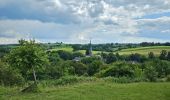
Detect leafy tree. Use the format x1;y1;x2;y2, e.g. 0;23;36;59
167;51;170;61
85;49;90;56
148;52;155;59
70;61;87;76
48;51;62;65
6;40;49;84
81;56;101;65
72;52;84;58
88;60;103;76
106;53;117;64
144;66;158;82
0;60;24;86
128;53;147;63
159;50;167;60
57;50;73;60
45;51;65;79
99;62;135;78
149;60;170;78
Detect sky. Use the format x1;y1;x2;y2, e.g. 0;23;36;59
0;0;170;44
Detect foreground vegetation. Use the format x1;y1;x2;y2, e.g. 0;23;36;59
0;81;170;100
0;40;170;99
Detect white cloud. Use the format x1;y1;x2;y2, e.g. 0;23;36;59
0;0;170;44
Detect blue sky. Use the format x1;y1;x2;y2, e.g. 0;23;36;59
0;0;170;44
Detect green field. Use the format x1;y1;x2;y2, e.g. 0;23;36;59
50;46;170;56
117;46;170;55
50;47;102;54
0;81;170;100
50;46;73;52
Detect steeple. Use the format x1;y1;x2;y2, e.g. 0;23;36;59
89;39;92;56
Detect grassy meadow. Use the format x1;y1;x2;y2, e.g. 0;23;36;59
0;81;170;100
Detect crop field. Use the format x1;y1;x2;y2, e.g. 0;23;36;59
117;46;170;55
0;81;170;100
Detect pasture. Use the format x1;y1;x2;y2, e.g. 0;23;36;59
0;81;170;100
117;46;170;55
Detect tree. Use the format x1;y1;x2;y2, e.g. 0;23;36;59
85;49;90;56
167;51;170;61
57;50;73;60
128;53;146;63
159;50;167;60
6;40;49;84
70;61;87;76
72;52;84;58
106;53;118;64
148;52;155;59
0;59;24;86
88;60;103;76
144;66;158;82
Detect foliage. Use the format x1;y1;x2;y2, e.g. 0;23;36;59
6;40;49;83
106;53;118;64
144;60;170;78
0;60;24;86
148;52;155;59
70;61;88;76
166;75;170;82
87;60;103;76
159;50;167;60
72;52;84;58
144;66;158;82
57;50;73;60
97;62;137;78
127;53;147;63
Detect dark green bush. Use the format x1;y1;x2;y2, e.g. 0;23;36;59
0;61;24;86
144;66;158;82
166;75;170;82
97;62;136;78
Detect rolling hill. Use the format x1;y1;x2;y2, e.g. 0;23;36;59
117;46;170;55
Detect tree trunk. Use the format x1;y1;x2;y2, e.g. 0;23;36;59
32;66;37;84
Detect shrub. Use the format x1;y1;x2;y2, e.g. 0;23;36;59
87;60;103;76
97;62;135;78
0;61;24;86
144;66;158;82
166;75;170;82
144;60;170;78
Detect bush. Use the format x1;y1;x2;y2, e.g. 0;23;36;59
87;60;103;76
0;61;24;86
144;66;158;82
97;62;135;78
166;75;170;82
144;60;170;78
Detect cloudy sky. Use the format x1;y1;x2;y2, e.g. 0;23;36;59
0;0;170;44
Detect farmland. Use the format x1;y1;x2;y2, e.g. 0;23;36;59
117;46;170;55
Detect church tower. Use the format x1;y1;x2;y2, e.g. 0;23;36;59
89;40;92;56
